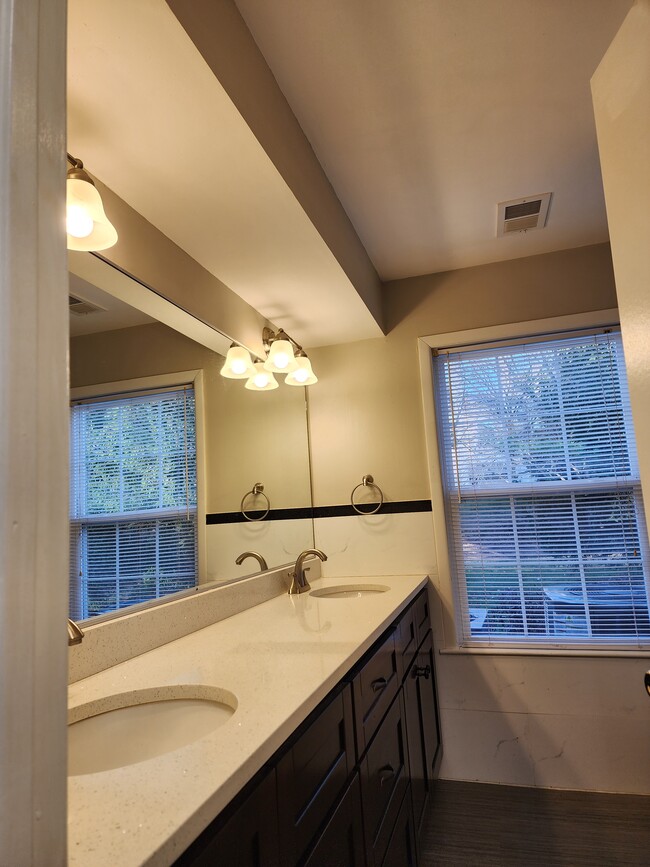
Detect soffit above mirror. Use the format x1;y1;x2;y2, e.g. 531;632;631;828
66;0;384;349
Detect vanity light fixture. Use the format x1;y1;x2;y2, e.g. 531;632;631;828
262;326;318;386
220;344;256;379
66;153;118;252
222;329;318;391
263;328;298;373
285;351;318;386
245;362;279;391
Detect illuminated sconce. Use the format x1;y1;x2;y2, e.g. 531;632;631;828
285;351;318;386
223;328;317;391
66;153;118;252
263;329;298;373
220;344;255;379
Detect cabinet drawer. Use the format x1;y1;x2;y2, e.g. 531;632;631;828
413;589;430;647
302;774;365;867
395;602;418;682
352;628;399;754
360;693;410;867
277;684;355;866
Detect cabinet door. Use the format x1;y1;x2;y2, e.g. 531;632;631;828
417;630;440;784
403;630;440;837
381;788;417;867
277;685;356;866
303;774;365;867
175;769;279;867
360;692;410;867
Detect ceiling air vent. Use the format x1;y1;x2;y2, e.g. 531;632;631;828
68;294;106;316
497;193;552;237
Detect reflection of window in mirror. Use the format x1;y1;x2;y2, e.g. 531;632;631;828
69;373;204;621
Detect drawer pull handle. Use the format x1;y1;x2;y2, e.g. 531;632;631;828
378;764;396;786
371;677;388;692
413;665;431;680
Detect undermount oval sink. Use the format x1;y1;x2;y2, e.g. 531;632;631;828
310;584;390;599
68;685;237;776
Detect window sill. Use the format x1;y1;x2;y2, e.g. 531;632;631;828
439;645;650;658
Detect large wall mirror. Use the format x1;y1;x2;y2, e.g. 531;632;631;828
68;253;314;623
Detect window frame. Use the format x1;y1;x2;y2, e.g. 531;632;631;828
70;369;206;625
418;309;650;657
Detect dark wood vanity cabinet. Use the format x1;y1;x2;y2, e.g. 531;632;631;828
176;588;440;867
402;629;441;837
302;774;365;867
381;787;418;867
175;768;280;867
277;685;356;866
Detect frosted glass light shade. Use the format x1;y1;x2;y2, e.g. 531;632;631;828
245;363;279;391
285;355;318;386
66;177;118;251
220;345;255;379
263;339;298;373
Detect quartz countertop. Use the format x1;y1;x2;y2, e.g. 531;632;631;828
68;574;428;866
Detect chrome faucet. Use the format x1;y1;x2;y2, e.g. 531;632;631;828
289;549;328;595
67;618;84;646
235;551;269;571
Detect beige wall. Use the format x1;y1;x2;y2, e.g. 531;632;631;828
70;323;312;513
592;0;650;530
308;243;650;795
308;242;617;507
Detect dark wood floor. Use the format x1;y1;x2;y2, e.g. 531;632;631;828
419;780;650;867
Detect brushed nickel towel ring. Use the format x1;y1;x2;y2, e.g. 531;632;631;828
351;474;384;515
241;482;271;522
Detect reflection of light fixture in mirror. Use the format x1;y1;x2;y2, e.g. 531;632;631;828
220;344;255;379
285;351;318;386
66;153;118;251
263;328;298;373
245;362;279;391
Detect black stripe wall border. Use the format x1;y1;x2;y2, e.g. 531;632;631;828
206;506;314;525
314;500;432;518
206;500;432;525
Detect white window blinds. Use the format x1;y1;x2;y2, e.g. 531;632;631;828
69;386;197;620
434;330;650;648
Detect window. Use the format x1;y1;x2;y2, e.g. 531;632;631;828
434;329;650;648
69;384;198;620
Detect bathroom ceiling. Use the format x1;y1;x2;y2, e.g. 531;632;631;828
68;0;632;347
234;0;632;280
68;275;154;337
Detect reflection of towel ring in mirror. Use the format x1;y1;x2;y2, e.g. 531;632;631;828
241;483;271;522
350;474;384;515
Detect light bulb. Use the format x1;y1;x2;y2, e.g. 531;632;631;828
273;351;290;369
292;368;309;383
246;362;279;391
67;204;94;238
231;359;248;375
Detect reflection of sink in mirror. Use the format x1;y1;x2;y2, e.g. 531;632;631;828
310;584;390;599
68;686;237;776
